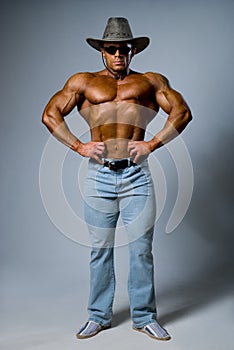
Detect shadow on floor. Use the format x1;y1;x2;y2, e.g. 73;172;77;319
112;307;131;327
158;259;234;326
111;258;233;327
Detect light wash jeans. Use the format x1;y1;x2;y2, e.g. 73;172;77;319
83;158;157;328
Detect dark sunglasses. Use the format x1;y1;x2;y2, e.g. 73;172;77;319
104;45;132;55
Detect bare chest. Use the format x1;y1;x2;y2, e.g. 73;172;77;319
82;74;155;105
79;74;158;129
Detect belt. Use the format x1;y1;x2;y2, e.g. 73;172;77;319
103;159;135;171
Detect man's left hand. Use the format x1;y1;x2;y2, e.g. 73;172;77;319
128;141;151;164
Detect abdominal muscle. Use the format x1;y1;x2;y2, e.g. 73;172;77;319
91;123;145;159
104;138;132;159
80;101;156;159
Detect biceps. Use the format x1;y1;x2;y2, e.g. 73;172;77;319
46;90;77;117
156;91;172;113
156;89;187;115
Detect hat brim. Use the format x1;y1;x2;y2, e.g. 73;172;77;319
86;36;150;54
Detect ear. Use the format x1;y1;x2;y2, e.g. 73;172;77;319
101;48;106;59
130;47;136;59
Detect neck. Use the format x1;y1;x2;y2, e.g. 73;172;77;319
112;69;129;80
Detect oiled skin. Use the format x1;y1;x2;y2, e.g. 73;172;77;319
42;45;192;163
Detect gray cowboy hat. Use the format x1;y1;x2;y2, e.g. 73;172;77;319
86;17;150;54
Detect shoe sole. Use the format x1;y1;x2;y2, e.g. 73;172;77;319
133;327;171;341
76;325;111;339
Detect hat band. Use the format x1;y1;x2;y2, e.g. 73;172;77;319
103;32;133;40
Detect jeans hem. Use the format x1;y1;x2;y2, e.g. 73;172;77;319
132;319;157;329
89;318;112;327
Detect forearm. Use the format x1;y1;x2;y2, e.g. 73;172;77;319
42;112;82;152
41;111;106;163
148;108;192;152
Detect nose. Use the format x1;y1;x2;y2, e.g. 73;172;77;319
114;49;121;57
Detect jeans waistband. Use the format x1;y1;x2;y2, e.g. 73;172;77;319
88;158;149;170
103;158;135;171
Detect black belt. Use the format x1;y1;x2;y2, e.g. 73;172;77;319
103;159;135;171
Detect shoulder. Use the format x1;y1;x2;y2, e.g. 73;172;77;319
63;72;97;93
144;72;171;91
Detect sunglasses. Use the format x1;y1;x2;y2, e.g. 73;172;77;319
104;45;132;55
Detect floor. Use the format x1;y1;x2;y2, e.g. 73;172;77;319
1;261;233;350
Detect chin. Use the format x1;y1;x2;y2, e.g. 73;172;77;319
114;66;126;71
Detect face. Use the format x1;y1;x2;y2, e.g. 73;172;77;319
101;42;136;72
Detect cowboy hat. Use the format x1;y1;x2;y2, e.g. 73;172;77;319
86;17;150;54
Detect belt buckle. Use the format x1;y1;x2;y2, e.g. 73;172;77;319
109;160;117;171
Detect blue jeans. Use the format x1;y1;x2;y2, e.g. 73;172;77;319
83;159;157;328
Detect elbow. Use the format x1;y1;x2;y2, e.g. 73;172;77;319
182;104;192;126
41;112;48;126
41;108;63;134
42;107;50;126
176;108;192;134
42;109;54;129
185;108;193;125
41;110;54;133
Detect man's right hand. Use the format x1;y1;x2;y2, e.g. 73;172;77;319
76;141;105;164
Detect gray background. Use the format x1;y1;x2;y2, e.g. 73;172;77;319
1;0;233;349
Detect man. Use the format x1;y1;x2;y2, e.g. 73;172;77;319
42;17;192;341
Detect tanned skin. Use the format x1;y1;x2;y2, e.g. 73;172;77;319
42;42;192;164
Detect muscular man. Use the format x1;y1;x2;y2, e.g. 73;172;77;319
42;17;192;341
